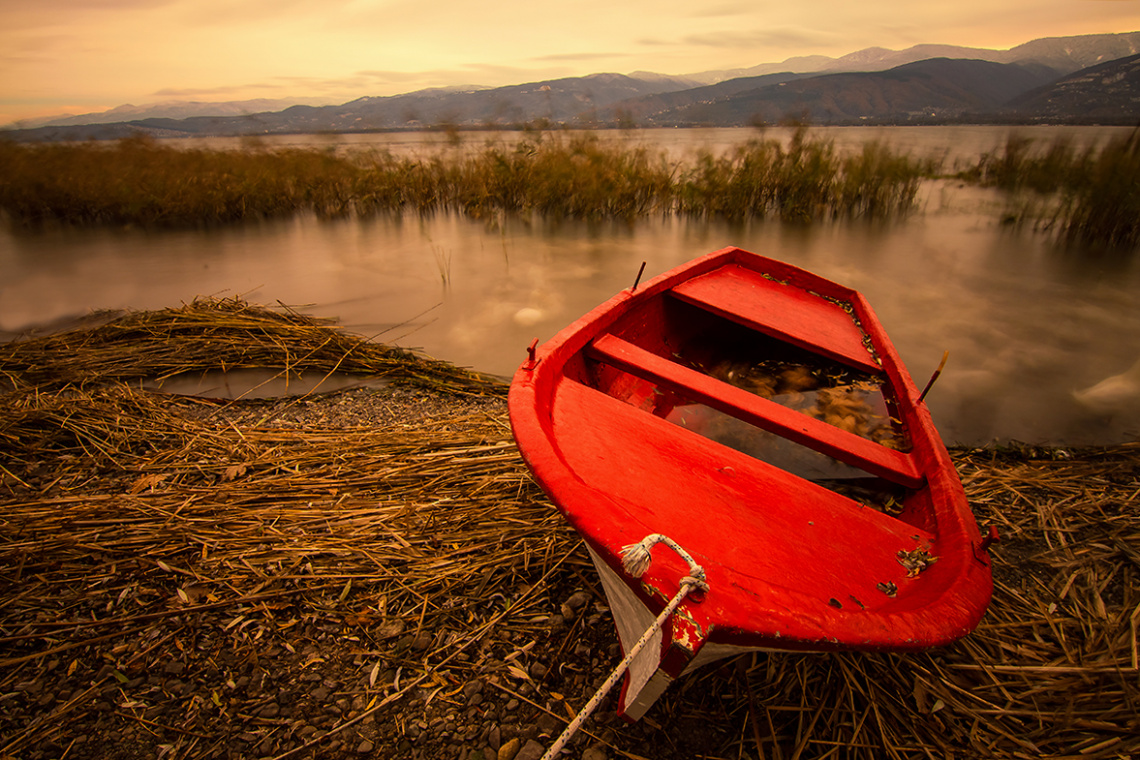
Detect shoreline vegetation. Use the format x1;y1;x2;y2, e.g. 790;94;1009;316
1;300;1137;759
1;127;1137;249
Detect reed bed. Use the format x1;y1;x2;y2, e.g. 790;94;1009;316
675;131;935;223
1;301;1137;759
964;128;1140;249
0;130;933;228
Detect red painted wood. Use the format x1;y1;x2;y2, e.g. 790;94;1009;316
508;247;993;717
671;263;881;373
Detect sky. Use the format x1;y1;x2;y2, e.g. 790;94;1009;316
2;0;1139;126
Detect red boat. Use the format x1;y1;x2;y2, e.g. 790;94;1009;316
508;247;995;721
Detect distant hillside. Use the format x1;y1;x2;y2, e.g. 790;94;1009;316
605;73;813;123
1005;54;1140;122
637;59;1059;126
296;72;698;130
4;32;1140;140
1003;32;1140;75
6;73;696;140
24;98;331;129
686;32;1140;83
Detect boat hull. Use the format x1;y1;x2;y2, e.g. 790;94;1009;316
509;247;993;720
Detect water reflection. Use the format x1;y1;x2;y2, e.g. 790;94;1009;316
2;129;1139;446
142;369;390;400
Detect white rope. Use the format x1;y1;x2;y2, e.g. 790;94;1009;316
541;535;708;760
620;533;706;584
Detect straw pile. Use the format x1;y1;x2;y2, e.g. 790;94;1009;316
1;301;1137;760
0;296;500;396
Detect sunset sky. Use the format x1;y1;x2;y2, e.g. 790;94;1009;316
2;0;1138;126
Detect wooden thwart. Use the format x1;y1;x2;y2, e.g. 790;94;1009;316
587;333;923;488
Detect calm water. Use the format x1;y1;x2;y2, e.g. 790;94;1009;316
2;127;1139;445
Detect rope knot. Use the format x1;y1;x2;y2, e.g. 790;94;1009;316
620;533;706;588
620;538;656;577
681;573;710;593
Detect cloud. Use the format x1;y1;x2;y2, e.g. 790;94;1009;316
688;3;755;18
153;75;380;99
530;52;626;63
2;0;174;30
152;84;290;97
682;27;836;51
170;0;358;28
147;63;574;104
355;70;440;84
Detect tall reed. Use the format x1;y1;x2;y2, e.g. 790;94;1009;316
1054;129;1140;249
962;129;1140;249
837;140;936;219
676;129;934;222
0;129;935;228
967;133;1092;193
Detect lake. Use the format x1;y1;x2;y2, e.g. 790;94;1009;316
2;126;1138;445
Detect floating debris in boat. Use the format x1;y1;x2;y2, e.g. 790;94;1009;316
897;547;939;577
704;358;903;449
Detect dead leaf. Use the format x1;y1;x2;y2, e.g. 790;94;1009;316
128;473;169;494
222;464;248;482
375;619;405;639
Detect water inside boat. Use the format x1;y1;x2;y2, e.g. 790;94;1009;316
575;292;915;515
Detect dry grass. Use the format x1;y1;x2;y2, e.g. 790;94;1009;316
0;297;502;397
1;300;1137;759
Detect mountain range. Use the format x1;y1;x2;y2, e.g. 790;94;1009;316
5;31;1140;140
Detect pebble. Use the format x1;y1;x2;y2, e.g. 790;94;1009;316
356;739;374;754
463;679;484;700
497;737;521;760
515;740;546;760
581;746;608;760
561;591;592;620
535;713;559;734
